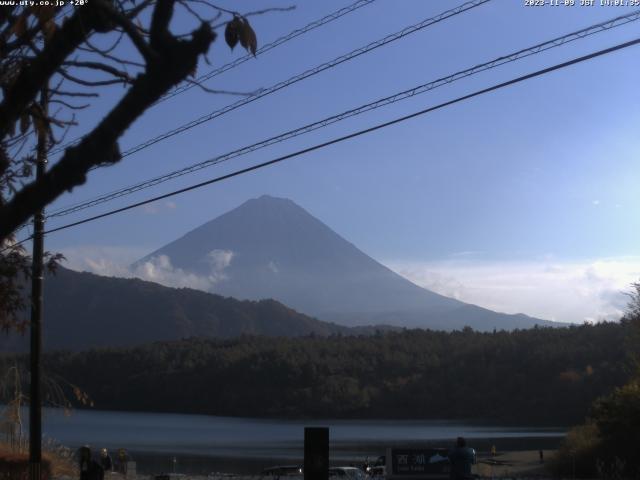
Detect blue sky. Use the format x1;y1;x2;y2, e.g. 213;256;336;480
29;0;640;323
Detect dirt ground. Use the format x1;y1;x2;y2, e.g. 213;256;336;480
475;449;555;478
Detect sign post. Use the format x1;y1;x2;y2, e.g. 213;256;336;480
386;448;451;480
304;427;329;480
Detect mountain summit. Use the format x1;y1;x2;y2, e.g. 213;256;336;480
135;195;552;330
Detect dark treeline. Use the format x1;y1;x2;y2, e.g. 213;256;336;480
2;322;636;425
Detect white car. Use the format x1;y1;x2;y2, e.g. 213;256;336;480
329;467;368;480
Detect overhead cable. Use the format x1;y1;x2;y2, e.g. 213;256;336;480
40;36;640;237
49;0;377;155
46;9;640;219
50;0;491;160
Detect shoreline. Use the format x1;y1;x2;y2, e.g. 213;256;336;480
52;449;559;480
126;436;563;476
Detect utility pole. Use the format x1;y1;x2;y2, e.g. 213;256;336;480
29;86;48;480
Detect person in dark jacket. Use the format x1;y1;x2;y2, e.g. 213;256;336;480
449;437;476;480
89;449;104;480
77;446;92;480
99;448;112;479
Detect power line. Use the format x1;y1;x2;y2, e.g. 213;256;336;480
48;0;377;156
41;36;640;237
161;0;376;102
119;0;490;158
50;0;491;161
46;9;640;219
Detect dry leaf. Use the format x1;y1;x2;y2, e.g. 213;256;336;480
30;103;47;140
239;17;257;56
225;16;241;50
32;5;56;24
12;15;27;39
42;19;56;42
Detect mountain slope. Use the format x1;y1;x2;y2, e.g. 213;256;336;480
136;195;555;330
0;266;347;352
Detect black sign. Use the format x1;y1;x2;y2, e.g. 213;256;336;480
391;449;450;475
304;427;329;480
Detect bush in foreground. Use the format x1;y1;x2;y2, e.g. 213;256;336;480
0;441;75;480
549;423;601;478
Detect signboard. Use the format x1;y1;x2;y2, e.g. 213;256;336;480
304;427;329;480
390;448;450;476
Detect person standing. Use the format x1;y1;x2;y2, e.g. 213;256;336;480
90;449;104;480
99;448;113;479
449;437;476;480
114;449;131;475
77;446;92;480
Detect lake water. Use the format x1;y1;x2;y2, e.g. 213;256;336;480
29;408;565;474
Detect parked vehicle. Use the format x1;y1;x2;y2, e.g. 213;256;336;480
368;466;386;478
362;455;385;475
329;467;368;480
261;465;303;476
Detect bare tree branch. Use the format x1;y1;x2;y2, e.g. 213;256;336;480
57;68;128;87
78;40;145;68
184;77;260;96
0;6;111;137
0;15;216;239
49;99;90;110
62;60;133;82
83;29;125;56
98;1;156;63
49;89;99;98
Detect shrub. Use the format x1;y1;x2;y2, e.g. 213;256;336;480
0;447;51;480
549;423;601;478
0;441;75;480
591;381;640;478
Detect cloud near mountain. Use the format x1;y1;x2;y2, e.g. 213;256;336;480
63;245;235;291
127;195;555;330
390;257;639;323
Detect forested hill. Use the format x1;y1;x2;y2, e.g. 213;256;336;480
13;321;636;426
0;266;349;352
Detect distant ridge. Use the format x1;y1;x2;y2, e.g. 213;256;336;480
135;195;556;331
0;266;348;352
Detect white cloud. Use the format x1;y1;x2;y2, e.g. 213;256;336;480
140;200;178;215
204;249;234;283
206;249;233;271
386;257;640;323
131;255;214;290
61;245;233;292
267;261;279;274
60;245;149;274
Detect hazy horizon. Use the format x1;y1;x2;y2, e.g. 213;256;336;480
58;195;637;324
